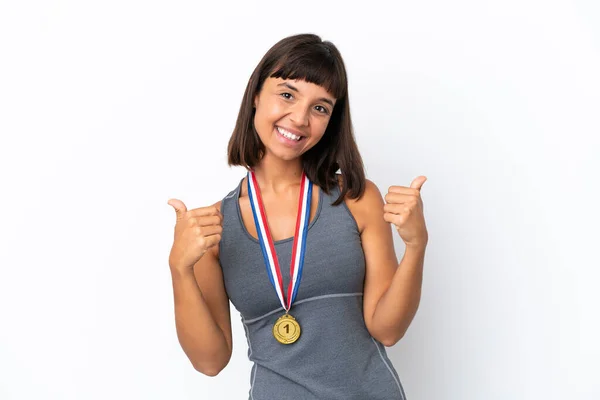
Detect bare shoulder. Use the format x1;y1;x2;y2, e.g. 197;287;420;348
337;175;385;233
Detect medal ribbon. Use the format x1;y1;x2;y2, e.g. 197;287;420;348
247;170;312;311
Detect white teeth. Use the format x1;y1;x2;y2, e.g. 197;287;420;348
277;127;301;141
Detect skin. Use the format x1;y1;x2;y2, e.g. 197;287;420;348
167;77;428;376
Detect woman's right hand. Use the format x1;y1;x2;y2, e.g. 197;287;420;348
167;199;223;272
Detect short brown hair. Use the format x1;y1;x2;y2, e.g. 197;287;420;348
227;33;365;205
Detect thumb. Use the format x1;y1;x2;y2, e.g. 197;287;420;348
410;176;427;191
167;199;187;220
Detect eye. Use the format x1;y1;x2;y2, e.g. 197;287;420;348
315;105;329;115
280;92;293;100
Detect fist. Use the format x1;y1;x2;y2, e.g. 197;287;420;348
167;199;223;271
383;176;428;248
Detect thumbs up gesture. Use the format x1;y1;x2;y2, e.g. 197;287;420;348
383;176;428;248
167;199;223;272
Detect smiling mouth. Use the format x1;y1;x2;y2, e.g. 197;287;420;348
276;126;305;141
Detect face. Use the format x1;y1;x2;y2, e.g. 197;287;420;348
253;77;337;161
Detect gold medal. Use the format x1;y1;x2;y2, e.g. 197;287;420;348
273;313;301;344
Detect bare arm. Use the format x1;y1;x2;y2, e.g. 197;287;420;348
168;200;233;376
346;179;427;347
171;251;232;375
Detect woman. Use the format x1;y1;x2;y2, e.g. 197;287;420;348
167;33;428;399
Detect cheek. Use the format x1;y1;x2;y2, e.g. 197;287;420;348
253;106;275;137
311;118;331;138
256;100;284;125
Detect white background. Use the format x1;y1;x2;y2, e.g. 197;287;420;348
1;1;599;399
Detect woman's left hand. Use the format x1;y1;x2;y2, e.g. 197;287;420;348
383;176;428;248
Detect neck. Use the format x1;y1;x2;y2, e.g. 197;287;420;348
251;154;303;194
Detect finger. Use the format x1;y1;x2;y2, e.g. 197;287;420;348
384;192;416;204
187;206;221;219
196;225;223;237
168;199;187;221
383;212;403;226
410;176;427;191
202;234;222;249
388;186;420;196
194;215;223;227
383;203;408;215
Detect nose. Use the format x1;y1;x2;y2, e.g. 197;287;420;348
289;103;309;127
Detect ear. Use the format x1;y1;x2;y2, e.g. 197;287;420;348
253;94;258;109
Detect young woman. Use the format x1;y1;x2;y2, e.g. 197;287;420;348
167;33;428;399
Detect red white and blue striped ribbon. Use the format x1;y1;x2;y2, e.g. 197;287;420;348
247;170;312;311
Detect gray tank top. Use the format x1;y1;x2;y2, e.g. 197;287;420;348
219;178;407;400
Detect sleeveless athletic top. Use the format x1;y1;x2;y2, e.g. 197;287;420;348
219;178;407;400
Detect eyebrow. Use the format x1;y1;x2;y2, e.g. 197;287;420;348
277;82;335;108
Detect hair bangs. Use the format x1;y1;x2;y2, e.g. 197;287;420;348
269;46;346;100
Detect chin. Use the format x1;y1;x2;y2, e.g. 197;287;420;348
271;149;303;162
262;142;303;161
